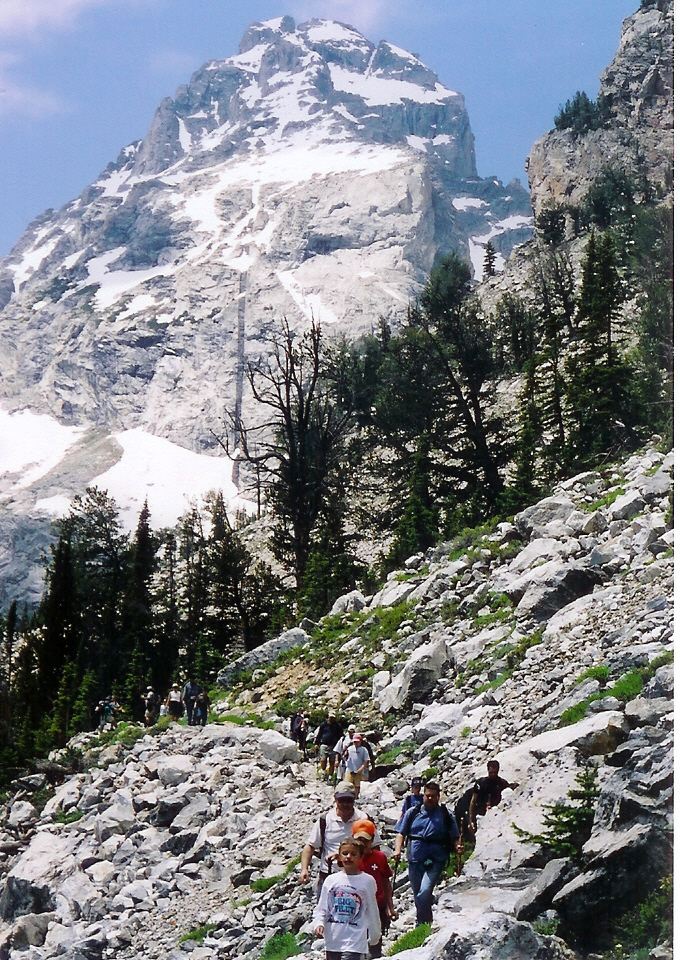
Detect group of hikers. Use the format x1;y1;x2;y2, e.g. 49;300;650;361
94;678;211;732
142;677;211;727
290;713;376;794
299;751;517;959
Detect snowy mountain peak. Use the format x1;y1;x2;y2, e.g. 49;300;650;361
0;16;533;606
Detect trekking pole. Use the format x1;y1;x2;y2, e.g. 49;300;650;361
456;843;463;877
391;854;401;896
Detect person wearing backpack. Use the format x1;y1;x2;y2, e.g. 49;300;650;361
315;713;343;780
142;686;159;727
394;781;462;926
394;777;424;833
183;676;200;726
299;782;382;900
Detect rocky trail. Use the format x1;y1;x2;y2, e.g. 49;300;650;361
0;442;674;960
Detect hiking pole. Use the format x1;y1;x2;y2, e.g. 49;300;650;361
391;854;401;897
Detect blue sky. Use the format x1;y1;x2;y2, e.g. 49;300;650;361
0;0;638;256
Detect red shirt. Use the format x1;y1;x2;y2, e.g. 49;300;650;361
359;849;392;908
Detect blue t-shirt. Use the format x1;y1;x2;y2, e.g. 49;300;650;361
403;805;457;864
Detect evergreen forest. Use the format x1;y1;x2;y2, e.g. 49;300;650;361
0;166;673;787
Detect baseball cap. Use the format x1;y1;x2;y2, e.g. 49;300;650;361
411;777;424;787
334;783;356;800
351;819;376;840
352;733;362;742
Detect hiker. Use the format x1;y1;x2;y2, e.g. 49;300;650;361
395;777;424;832
299;782;382;899
94;700;107;732
394;781;462;926
295;713;309;758
103;696;121;729
344;733;371;797
315;713;343;780
290;711;303;741
461;759;518;839
193;688;210;727
183;676;200;725
352;819;397;957
167;683;183;721
312;838;381;960
142;686;159;727
333;723;356;781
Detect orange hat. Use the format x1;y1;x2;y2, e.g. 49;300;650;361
351;819;376;841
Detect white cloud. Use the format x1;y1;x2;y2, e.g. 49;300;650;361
0;52;65;117
291;0;390;35
0;0;107;37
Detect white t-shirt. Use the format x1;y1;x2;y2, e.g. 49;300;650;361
312;870;381;953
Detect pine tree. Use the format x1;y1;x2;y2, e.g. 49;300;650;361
483;240;497;278
514;766;599;861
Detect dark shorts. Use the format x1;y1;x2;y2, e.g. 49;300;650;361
326;952;367;960
168;701;182;719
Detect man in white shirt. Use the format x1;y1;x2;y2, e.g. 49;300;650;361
344;734;371;797
299;783;381;899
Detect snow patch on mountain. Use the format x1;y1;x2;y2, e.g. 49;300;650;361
0;409;85;491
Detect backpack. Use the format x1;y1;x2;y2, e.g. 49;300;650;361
400;803;457;862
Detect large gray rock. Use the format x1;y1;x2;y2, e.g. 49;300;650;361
217;628;310;686
514;859;579;921
258;730;300;763
377;637;447;712
515;562;604;621
552;824;672;945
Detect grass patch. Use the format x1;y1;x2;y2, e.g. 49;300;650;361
251;875;279;893
178;923;217;944
420;767;439;781
387;922;432;955
216;712;276;730
378;740;417;765
429;747;446;762
559;652;673;727
459;725;472;738
533;917;559;936
259;931;302;960
55;809;83;824
572;665;611;687
586;487;624;512
472;592;514;629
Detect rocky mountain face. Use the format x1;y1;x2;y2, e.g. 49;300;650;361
0;443;673;959
0;16;532;608
528;1;673;216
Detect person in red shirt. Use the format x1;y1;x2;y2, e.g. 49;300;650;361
351;819;397;957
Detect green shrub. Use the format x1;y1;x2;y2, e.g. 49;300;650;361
429;747;446;762
260;931;302;960
554;90;609;134
586;487;624;511
387;923;432;955
459;725;472;738
179;923;217;944
533;917;559;936
559;654;672;727
420;767;439;781
604;876;672;960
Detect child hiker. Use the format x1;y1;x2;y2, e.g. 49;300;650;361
313;838;381;960
351;819;397;958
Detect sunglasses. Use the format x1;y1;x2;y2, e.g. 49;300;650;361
336;798;355;804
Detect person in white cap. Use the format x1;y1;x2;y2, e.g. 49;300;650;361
333;723;356;781
344;733;371;797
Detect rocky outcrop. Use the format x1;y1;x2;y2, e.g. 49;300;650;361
528;2;673;216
